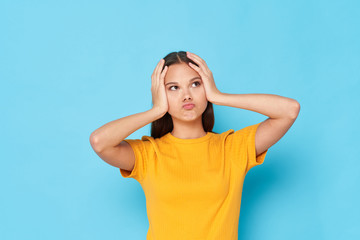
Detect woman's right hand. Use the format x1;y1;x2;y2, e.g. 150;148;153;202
151;58;169;116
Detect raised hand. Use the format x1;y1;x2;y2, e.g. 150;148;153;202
186;51;221;102
151;58;169;116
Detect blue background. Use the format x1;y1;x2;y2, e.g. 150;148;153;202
1;0;359;239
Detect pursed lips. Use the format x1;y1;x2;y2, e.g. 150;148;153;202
183;103;195;109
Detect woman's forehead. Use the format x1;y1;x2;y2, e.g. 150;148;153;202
165;64;200;83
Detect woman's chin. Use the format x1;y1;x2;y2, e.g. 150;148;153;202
182;112;201;121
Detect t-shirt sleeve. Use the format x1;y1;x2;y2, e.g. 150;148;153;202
119;138;152;182
227;122;269;175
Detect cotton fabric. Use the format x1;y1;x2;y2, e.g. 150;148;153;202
120;122;268;240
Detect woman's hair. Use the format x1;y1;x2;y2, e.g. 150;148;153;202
150;51;216;139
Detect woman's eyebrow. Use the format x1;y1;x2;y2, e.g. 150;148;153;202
165;77;201;86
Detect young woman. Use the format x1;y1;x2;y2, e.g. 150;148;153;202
89;51;300;240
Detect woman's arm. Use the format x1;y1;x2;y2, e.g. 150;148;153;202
212;93;300;156
89;108;164;153
90;58;169;153
211;93;300;119
184;51;300;155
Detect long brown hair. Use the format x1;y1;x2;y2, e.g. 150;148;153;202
150;51;217;139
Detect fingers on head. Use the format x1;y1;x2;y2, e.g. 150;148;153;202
154;59;162;74
156;59;165;76
161;64;168;75
152;59;166;82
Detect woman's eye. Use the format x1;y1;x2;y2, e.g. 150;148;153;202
193;81;200;87
169;81;200;91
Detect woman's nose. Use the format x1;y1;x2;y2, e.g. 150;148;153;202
182;89;192;100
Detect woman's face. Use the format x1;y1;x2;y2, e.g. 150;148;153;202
164;63;208;122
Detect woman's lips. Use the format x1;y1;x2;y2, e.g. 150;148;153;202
183;104;195;109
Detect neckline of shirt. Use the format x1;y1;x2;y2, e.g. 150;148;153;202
164;131;213;144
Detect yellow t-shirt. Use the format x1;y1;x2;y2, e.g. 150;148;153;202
120;122;268;240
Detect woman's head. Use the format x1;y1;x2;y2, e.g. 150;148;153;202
150;51;215;138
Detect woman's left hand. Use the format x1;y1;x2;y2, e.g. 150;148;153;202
186;51;221;102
